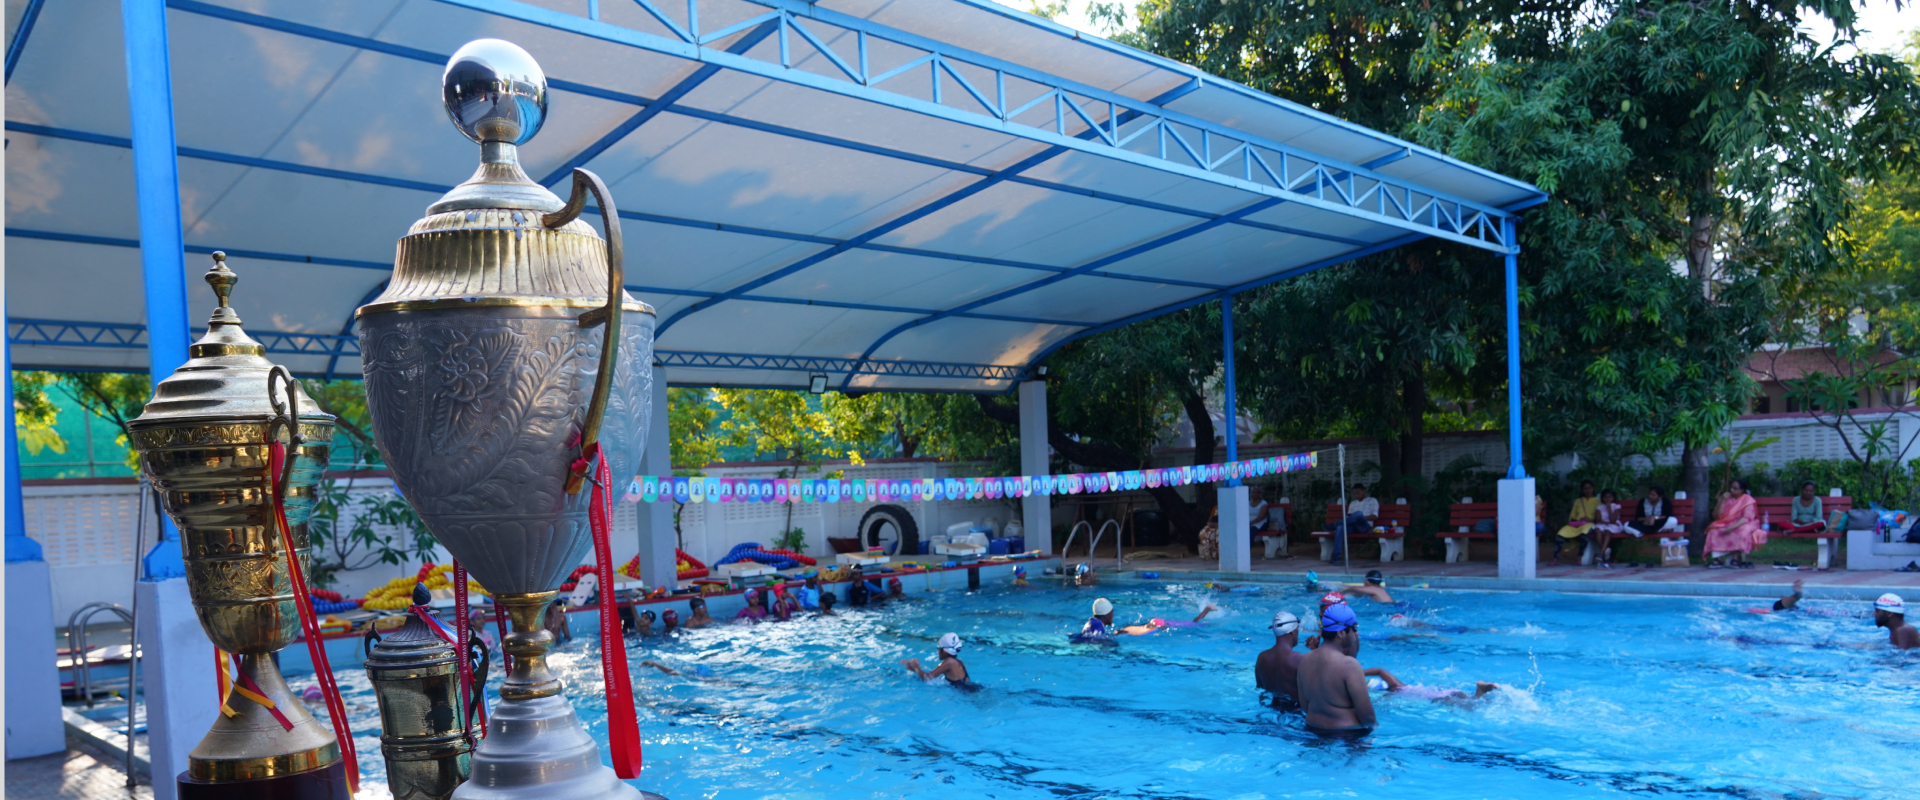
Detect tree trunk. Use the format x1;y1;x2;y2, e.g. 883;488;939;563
1399;371;1426;505
1376;436;1401;497
1681;443;1711;557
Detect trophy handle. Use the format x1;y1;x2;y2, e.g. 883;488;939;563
265;365;303;501
542;168;624;495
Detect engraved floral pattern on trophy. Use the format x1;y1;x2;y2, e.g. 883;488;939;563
360;315;650;592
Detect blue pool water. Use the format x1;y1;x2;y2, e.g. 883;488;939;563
317;580;1920;799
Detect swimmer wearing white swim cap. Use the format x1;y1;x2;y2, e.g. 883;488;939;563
900;632;975;688
1254;610;1307;709
1874;593;1919;649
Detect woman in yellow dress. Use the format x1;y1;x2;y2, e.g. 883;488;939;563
1551;480;1599;565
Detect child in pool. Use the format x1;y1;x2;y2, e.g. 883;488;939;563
900;633;977;690
684;597;715;628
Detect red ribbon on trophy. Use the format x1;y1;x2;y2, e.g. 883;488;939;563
451;561;486;738
582;443;645;778
269;441;360;794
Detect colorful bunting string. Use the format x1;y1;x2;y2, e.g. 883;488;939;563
622;452;1318;504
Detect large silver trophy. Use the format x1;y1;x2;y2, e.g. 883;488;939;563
357;39;653;800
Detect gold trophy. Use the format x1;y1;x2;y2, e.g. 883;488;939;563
128;254;345;798
365;583;477;800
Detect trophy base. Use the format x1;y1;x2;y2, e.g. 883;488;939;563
454;694;644;800
177;760;349;800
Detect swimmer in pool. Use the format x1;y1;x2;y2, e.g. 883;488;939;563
1254;611;1305;709
684;597;715;629
1072;563;1099;587
661;608;679;635
1302;591;1347;649
1070;598;1215;642
1342;571;1394;603
796;575;823;610
1749;579;1807;613
1011;566;1031;587
817;591;837;616
1389;681;1501;708
736;589;770;621
631;609;656;636
887;577;905;599
1874;593;1920;649
1296;604;1374;737
900;633;975;689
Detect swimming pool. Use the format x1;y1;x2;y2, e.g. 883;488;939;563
317;579;1919;799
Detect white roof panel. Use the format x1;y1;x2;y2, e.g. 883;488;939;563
5;0;1542;393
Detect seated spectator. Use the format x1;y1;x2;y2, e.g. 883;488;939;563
1629;485;1683;538
1704;478;1761;569
1783;481;1826;534
1329;484;1379;564
1551;480;1599;565
1535;494;1546;536
1590;489;1627;569
1248;485;1271;550
1263;492;1292;559
736;589;770;621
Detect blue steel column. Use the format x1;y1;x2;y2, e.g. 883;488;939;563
4;337;41;564
1222;294;1239;486
1502;217;1527;480
123;0;189;578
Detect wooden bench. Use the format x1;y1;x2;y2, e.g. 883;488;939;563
1444;501;1499;563
1309;503;1412;562
1756;494;1851;570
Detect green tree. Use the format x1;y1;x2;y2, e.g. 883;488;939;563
11;372;66;456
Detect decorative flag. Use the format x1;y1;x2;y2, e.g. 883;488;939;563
705;479;721;503
642;476;659;503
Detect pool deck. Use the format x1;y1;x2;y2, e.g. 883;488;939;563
1090;551;1920;601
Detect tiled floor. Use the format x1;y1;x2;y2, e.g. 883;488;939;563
4;748;150;800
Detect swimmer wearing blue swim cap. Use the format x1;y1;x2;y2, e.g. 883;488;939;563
1011;565;1031;587
1072;562;1099;587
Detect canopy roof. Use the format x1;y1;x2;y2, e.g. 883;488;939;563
5;0;1545;392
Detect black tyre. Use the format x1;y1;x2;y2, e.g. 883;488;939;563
858;504;920;556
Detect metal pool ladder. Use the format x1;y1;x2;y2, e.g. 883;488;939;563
1062;519;1124;572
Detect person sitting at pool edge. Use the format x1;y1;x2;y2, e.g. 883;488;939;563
1254;611;1305;709
901;633;976;690
1329;484;1379;564
1296;603;1375;737
685;597;715;629
1551;480;1599;566
1874;593;1920;649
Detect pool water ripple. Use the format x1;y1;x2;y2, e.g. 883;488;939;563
306;583;1918;799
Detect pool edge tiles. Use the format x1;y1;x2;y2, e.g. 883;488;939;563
1117;568;1909;601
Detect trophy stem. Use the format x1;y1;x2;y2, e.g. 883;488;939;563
496;592;562;701
188;653;339;782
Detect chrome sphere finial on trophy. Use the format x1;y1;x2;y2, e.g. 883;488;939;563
357;38;655;800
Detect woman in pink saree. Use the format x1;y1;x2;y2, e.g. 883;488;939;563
1704;478;1761;569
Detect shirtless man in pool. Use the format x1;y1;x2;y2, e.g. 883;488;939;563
1296;604;1375;736
1253;611;1304;709
1874;593;1920;649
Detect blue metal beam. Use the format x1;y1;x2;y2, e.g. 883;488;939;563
1503;216;1527;479
7;318;1019;384
635;285;1091;327
844;197;1285;387
655;350;1021;381
4;334;43;562
1221;294;1238;487
124;0;190;578
3;0;48;84
323;281;391;381
5;227;395;270
152;4;1382;251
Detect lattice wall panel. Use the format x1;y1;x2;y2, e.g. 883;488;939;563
25;491;139;568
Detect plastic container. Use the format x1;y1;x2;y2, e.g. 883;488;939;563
988;538;1010;555
1008;536;1025;553
946;521;976;539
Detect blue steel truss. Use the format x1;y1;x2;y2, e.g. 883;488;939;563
431;0;1519;253
6;320;1024;384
